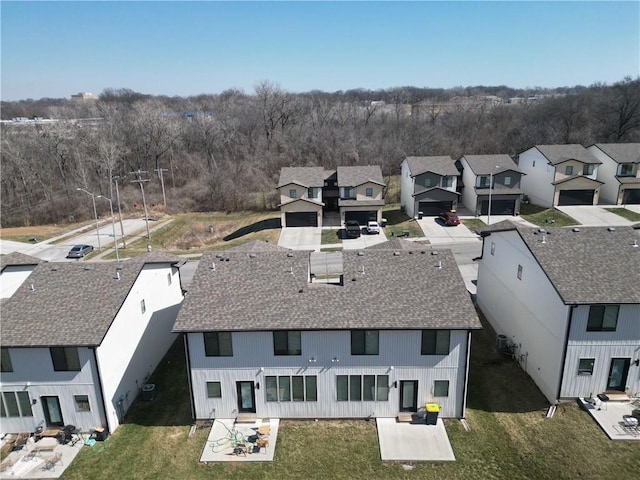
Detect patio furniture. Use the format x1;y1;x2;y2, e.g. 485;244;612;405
597;393;609;410
255;437;269;454
41;452;63;471
233;443;249;456
257;425;271;437
25;437;58;459
11;432;29;451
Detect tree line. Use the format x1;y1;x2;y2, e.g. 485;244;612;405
1;77;638;227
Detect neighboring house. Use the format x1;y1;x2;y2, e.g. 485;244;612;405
587;143;640;205
476;222;640;404
457;154;523;216
517;144;603;207
0;252;42;299
0;252;184;434
400;156;461;218
173;240;481;422
277;165;386;227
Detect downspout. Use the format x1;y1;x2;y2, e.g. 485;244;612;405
461;330;472;418
183;334;196;421
92;347;110;433
556;305;575;403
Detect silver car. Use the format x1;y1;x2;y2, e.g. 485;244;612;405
67;244;94;258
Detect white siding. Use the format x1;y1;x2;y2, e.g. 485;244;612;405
588;146;622;205
1;265;36;299
518;148;556;207
476;230;569;403
187;329;470;420
400;160;415;217
459;157;479;214
96;264;182;432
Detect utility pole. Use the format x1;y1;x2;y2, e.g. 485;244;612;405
130;170;151;240
76;188;102;251
155;167;168;209
112;175;126;248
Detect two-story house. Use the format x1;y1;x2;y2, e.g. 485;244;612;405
336;166;386;225
587;143;640;205
0;252;184;435
517;144;603;207
173;240;481;422
277;167;326;227
400;156;461;218
457;154;523;216
476;222;640;404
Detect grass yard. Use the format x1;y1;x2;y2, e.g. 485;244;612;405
321;228;343;245
519;204;578;227
461;218;486;233
382;206;423;238
605;208;640;222
0;221;92;244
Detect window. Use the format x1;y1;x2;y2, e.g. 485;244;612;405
50;347;81;371
442;176;453;188
565;165;574;175
434;380;449;397
289;189;297;198
204;332;233;356
532;160;536;167
341;187;356;199
478;176;490;188
1;348;12;373
74;395;91;411
0;392;33;417
140;299;146;314
490;242;496;256
504;176;512;186
578;359;595;376
266;376;316;402
587;305;619;332
517;264;523;280
337;375;389;401
619;164;634;176
351;330;379;355
167;273;172;286
421;330;450;355
206;382;222;398
583;164;594;175
424;178;432;187
365;187;373;197
273;331;302;355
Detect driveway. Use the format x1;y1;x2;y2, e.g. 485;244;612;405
416;216;480;245
277;227;322;250
555;205;634;226
342;230;388;250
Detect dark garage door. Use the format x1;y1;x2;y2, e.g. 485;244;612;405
558;190;595;206
623;189;640;204
480;199;516;215
285;212;318;227
345;211;376;225
418;201;454;216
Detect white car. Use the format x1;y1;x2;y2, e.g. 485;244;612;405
366;221;380;234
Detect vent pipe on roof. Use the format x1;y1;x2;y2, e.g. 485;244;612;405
115;271;121;281
29;284;35;292
436;261;442;269
289;266;294;275
608;227;616;232
541;235;546;244
210;262;216;270
633;239;639;248
572;228;580;232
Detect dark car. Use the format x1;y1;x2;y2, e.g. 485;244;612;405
438;211;460;226
67;244;94;258
344;220;361;238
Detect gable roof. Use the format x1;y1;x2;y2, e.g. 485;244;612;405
404;156;458;177
590;143;640;164
174;247;480;333
482;224;640;304
534;144;602;166
1;252;44;270
227;240;290;252
277;167;326;188
459;154;521;175
337;165;386;187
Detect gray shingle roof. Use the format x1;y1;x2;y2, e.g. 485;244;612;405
551;175;604;186
227;240;290;252
174;247;480;333
483;224;640;304
534;144;602;165
338;199;385;207
460;154;521;175
1;252;44;270
404;156;459;176
590;143;640;164
277;167;326;188
336;166;385;187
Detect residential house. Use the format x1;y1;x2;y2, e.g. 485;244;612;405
457;154;523;216
0;252;184;434
587;143;640;205
277;165;386;227
0;252;42;299
476;222;640;404
517;144;603;207
173;240;481;421
400;156;461;218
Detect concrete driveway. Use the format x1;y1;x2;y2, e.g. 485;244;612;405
416;216;480;245
555;205;634;226
277;227;322;250
342;230;389;250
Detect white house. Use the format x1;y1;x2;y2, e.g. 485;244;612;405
517;144;603;207
400;156;461;218
587;143;640;205
476;222;640;404
173;240;481;421
0;252;184;435
457;154;523;216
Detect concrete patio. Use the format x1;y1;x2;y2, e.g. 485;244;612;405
376;417;455;461
578;397;640;441
200;418;279;462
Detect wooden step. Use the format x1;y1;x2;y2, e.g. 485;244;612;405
397;413;413;423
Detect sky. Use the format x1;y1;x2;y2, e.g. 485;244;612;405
1;1;638;101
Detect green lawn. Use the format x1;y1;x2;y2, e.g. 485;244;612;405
382;206;423;238
605;208;640;222
461;218;486;233
519;204;578;227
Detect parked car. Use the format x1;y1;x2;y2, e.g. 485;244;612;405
344;220;361;238
438;211;460;226
67;244;94;258
366;221;381;234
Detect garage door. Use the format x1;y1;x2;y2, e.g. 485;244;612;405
558;190;595;206
285;212;317;227
480;199;516;215
623;189;640;204
345;211;376;225
418;201;453;216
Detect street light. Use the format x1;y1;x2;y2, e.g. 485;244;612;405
76;188;102;251
97;195;119;262
487;165;500;226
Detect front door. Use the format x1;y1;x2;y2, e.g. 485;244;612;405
41;396;64;427
607;358;631;392
399;380;418;412
236;381;256;413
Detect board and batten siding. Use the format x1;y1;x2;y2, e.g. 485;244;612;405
560;304;640;398
0;346;106;433
518;148;556;207
96;264;182;432
477;230;569;403
187;329;469;420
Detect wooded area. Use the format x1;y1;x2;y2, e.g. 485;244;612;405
1;77;638;227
